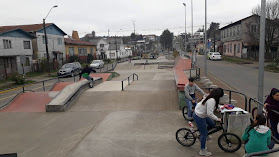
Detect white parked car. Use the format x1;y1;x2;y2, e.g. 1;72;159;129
90;60;104;69
207;52;222;60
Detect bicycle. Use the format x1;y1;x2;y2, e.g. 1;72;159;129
175;121;241;153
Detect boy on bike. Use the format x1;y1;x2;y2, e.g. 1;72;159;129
184;77;206;120
79;65;96;88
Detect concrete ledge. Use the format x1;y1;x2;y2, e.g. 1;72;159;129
46;78;103;112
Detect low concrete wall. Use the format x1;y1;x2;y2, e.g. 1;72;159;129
46;78;103;112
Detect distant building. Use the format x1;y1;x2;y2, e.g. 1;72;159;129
0;27;35;79
220;15;278;59
0;23;67;66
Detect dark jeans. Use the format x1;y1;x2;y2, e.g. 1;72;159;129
270;119;279;140
185;93;196;118
193;112;216;149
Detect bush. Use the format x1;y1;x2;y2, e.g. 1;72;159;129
173;51;179;58
103;58;111;64
87;54;94;63
69;55;80;63
10;73;26;85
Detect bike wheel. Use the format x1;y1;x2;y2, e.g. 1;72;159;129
182;106;188;120
218;133;241;153
176;128;196;147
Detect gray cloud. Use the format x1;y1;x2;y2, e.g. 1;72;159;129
0;0;261;37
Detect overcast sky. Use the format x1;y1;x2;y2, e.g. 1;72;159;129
0;0;261;37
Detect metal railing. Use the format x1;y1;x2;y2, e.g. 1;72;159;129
121;73;139;91
245;148;279;157
202;87;248;111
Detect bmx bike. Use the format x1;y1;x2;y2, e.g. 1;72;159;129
175;121;241;153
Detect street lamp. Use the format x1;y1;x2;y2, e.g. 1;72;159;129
43;5;58;75
183;3;187;57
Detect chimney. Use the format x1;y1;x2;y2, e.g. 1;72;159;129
72;31;79;40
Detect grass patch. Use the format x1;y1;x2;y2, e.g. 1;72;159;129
265;65;279;73
222;56;253;64
0;80;36;91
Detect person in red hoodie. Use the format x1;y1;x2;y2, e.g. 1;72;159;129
264;88;279;139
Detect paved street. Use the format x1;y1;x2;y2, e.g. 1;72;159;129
195;55;279;98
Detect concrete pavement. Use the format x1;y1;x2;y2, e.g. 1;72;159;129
1;56;277;157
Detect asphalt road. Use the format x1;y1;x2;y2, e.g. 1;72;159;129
195;55;279;98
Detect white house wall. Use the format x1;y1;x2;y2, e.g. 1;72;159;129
0;36;33;74
36;33;66;60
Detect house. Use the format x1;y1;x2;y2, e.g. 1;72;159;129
64;38;96;62
219;15;278;59
64;31;97;62
0;23;67;67
89;38;109;59
0;27;35;79
107;37;127;59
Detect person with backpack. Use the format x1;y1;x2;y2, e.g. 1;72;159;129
193;88;223;156
79;65;96;88
242;114;273;155
184;77;206;120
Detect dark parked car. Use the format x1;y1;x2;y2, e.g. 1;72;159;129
57;62;82;77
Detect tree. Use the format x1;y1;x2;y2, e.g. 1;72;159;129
207;22;220;39
160;29;173;50
197;27;204;32
251;0;279;60
131;33;136;41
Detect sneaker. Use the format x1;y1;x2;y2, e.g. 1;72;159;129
199;149;212;156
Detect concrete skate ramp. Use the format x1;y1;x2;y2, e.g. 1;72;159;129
1;92;52;112
125;80;176;91
51;82;74;91
69;90;178;112
114;63;134;70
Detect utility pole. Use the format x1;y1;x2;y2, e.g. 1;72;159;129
191;0;194;67
43;5;57;76
204;0;208;77
108;29;110;37
183;3;187;57
214;30;216;52
133;21;137;57
258;0;266;114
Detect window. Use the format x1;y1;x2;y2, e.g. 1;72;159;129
250;24;258;33
58;38;62;45
230;28;232;36
23;41;31;49
224;45;226;52
230;44;232;53
110;53;115;58
90;48;94;55
25;57;30;66
3;39;12;49
233;27;235;36
78;48;87;56
69;47;75;56
100;44;104;48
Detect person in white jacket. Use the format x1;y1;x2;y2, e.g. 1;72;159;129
193;88;224;156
